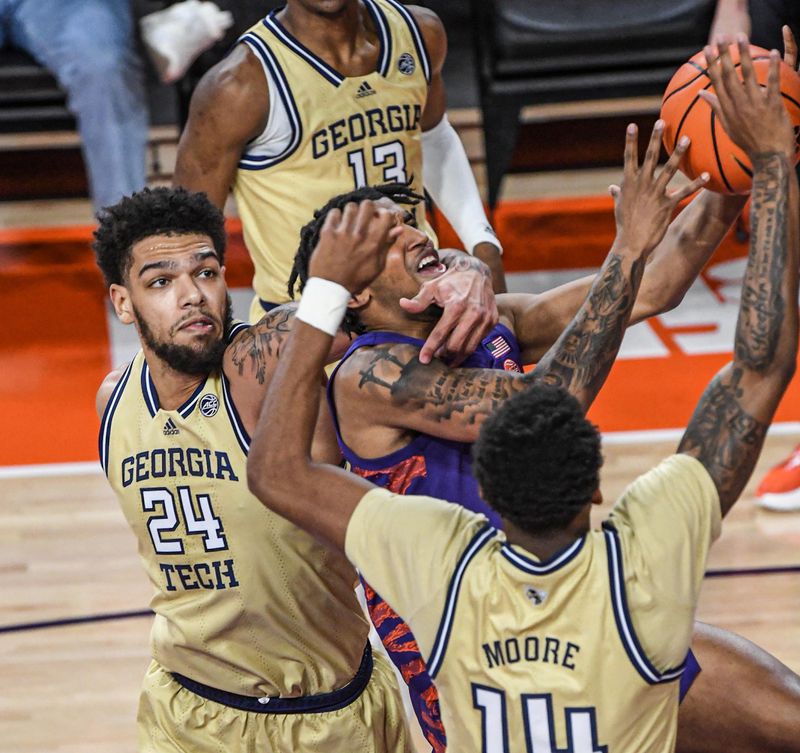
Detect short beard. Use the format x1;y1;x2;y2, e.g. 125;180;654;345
135;295;233;376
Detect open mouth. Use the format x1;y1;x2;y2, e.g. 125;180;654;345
415;248;446;277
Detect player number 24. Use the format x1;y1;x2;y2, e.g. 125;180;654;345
473;685;607;753
141;486;227;555
347;140;407;188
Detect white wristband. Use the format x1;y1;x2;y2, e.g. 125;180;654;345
295;277;352;336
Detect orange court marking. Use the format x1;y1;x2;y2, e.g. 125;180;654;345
2;197;790;467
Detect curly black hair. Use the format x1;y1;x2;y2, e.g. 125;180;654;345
287;182;423;336
93;186;226;286
473;384;603;533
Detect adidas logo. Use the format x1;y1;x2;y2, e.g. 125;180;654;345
355;80;376;99
163;417;179;436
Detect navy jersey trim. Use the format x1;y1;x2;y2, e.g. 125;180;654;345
228;320;251;342
364;0;391;76
427;522;497;679
263;12;344;86
238;32;303;169
381;0;431;83
141;362;208;419
221;371;251;454
98;360;135;476
603;524;685;685
173;642;373;713
500;536;585;574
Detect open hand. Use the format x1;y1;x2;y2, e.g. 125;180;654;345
308;200;401;294
400;250;499;364
701;37;795;160
611;121;709;256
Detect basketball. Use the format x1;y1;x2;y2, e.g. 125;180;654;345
660;45;800;194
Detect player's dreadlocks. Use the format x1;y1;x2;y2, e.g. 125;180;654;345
93;186;226;287
473;384;603;532
288;182;423;336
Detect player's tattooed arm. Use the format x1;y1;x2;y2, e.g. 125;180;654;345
529;252;644;409
227;305;297;386
678;152;798;515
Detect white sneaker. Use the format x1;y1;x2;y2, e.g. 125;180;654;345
140;0;234;83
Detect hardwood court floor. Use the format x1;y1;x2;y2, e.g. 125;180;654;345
1;435;799;753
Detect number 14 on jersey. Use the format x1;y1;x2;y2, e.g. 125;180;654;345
473;685;606;753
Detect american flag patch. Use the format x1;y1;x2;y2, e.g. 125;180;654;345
486;335;511;358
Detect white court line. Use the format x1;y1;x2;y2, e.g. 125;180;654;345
3;423;800;479
0;461;101;480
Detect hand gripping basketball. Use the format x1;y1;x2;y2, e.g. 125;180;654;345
700;38;797;163
660;35;800;194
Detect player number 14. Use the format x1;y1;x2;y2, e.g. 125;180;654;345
473;685;607;753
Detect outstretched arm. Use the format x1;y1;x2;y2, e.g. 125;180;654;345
505;186;744;365
334;122;708;443
677;40;799;515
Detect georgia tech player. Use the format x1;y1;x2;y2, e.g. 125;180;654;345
174;0;506;324
249;41;800;753
92;186;495;752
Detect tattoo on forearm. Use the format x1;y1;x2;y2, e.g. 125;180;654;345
678;367;768;508
354;253;645;426
356;344;530;424
229;307;294;384
734;154;788;371
533;252;645;405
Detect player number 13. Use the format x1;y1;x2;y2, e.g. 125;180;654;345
347;140;407;188
473;685;607;753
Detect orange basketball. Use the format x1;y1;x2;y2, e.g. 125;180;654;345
660;45;800;194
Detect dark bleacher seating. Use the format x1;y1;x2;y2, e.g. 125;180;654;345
470;0;718;207
0;48;73;134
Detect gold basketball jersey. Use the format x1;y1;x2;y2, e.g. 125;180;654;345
346;455;721;753
236;0;434;308
100;342;370;698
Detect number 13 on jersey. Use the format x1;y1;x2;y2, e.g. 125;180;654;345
347;140;408;187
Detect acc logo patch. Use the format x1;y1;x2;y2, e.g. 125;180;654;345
524;586;548;605
199;394;220;417
397;52;416;75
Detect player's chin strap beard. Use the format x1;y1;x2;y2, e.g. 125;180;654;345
134;295;234;376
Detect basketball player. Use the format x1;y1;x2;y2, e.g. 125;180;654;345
92;186;457;752
173;0;507;330
248;39;799;753
282;60;800;753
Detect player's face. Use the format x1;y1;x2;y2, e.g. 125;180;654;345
365;198;447;305
115;234;230;374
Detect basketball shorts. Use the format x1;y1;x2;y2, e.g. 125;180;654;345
137;646;412;753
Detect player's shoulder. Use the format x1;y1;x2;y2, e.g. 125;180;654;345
191;42;269;118
336;338;422;386
224;305;297;385
404;4;446;55
96;362;131;419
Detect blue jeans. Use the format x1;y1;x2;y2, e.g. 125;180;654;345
0;0;148;209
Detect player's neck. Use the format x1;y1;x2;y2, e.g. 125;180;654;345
279;1;377;74
366;317;435;342
143;350;208;411
501;510;591;562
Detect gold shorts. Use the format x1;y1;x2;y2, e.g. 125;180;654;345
137;648;411;753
